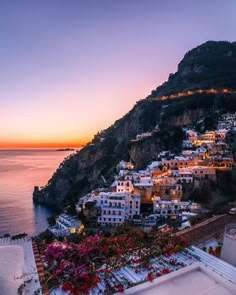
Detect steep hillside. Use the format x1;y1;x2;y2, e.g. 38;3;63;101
33;41;236;209
150;41;236;98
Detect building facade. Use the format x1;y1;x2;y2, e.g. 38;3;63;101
95;192;141;226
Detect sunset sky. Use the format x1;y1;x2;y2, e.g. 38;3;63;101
1;0;236;148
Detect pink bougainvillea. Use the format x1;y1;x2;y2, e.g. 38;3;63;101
41;226;188;294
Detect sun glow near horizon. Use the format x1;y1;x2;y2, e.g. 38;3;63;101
0;125;92;148
0;141;88;149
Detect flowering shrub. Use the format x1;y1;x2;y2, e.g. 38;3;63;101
161;268;170;275
147;272;153;281
42;226;188;294
117;284;124;292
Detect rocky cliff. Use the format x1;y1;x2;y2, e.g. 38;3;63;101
150;40;236;98
33;41;236;209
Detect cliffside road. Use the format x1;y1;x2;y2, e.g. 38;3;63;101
153;88;236;101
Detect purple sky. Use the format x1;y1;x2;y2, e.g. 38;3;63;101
0;0;235;147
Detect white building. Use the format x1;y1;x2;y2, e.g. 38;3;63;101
178;171;193;183
171;169;193;183
49;214;81;237
114;179;134;192
182;139;193;148
95;192;141;226
76;189;108;211
186;129;198;141
221;113;236;121
153;196;199;217
218;113;236;130
134;175;153;186
117;160;134;170
216;129;228;139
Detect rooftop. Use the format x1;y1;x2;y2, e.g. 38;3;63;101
119;262;236;295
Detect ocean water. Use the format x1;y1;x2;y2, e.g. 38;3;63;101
0;149;74;236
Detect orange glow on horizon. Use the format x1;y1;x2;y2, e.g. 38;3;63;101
0;138;91;149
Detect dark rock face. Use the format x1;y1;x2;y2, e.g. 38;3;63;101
130;126;185;169
33;41;236;210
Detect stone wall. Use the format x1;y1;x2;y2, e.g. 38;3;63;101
176;214;235;245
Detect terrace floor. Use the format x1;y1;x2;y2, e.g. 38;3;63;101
0;237;42;295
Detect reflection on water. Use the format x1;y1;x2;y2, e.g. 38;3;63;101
0;149;74;236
